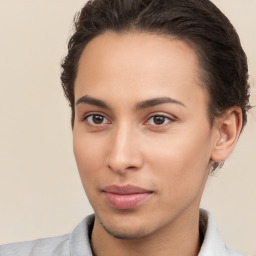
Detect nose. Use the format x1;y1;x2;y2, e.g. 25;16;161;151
106;124;143;174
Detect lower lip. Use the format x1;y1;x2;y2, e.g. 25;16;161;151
104;192;152;209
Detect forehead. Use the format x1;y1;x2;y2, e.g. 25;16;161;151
75;32;208;109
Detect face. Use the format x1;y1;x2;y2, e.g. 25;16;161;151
73;32;216;239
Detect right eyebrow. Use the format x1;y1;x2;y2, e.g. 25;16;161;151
76;95;110;109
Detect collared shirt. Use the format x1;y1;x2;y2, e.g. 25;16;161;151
0;209;247;256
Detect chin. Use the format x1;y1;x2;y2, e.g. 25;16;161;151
96;213;152;240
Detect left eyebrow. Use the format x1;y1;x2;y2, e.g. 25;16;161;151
135;97;186;110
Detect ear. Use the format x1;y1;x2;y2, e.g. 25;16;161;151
211;107;243;163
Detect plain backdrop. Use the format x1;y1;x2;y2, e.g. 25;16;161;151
0;1;255;255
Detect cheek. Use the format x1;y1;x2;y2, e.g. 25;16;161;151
143;126;212;200
73;131;108;187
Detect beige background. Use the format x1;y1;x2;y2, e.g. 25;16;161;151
0;0;255;255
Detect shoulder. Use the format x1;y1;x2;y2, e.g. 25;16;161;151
225;246;248;256
199;209;248;256
0;215;95;256
0;233;70;256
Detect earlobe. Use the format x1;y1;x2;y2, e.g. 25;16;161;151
211;107;243;163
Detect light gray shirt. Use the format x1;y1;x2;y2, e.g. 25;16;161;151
0;209;247;256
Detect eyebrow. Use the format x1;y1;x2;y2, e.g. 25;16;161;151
76;95;110;109
76;95;186;110
135;97;186;110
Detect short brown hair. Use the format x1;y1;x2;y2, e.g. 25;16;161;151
61;0;250;130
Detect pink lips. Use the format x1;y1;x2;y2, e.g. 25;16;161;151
102;185;153;209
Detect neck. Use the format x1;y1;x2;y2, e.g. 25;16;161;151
91;209;202;256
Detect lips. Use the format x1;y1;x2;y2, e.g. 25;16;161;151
102;185;153;209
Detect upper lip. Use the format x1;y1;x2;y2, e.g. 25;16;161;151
102;184;152;195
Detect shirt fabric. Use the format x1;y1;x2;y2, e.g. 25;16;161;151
0;209;247;256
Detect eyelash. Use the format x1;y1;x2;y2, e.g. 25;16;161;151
82;113;111;126
82;113;174;128
145;115;174;127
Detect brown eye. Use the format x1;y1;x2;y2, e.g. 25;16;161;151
92;115;104;124
153;116;165;125
147;115;172;126
86;114;109;125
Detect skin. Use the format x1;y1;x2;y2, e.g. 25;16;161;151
73;32;242;256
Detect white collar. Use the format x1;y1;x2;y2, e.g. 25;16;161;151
69;209;246;256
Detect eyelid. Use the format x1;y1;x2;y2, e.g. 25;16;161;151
81;112;112;126
80;111;176;127
144;113;176;127
81;111;110;120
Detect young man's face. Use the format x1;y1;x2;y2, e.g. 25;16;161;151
73;32;216;239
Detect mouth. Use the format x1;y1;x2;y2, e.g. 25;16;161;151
102;184;153;210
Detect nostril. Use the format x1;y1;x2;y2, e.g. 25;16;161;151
106;162;139;174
